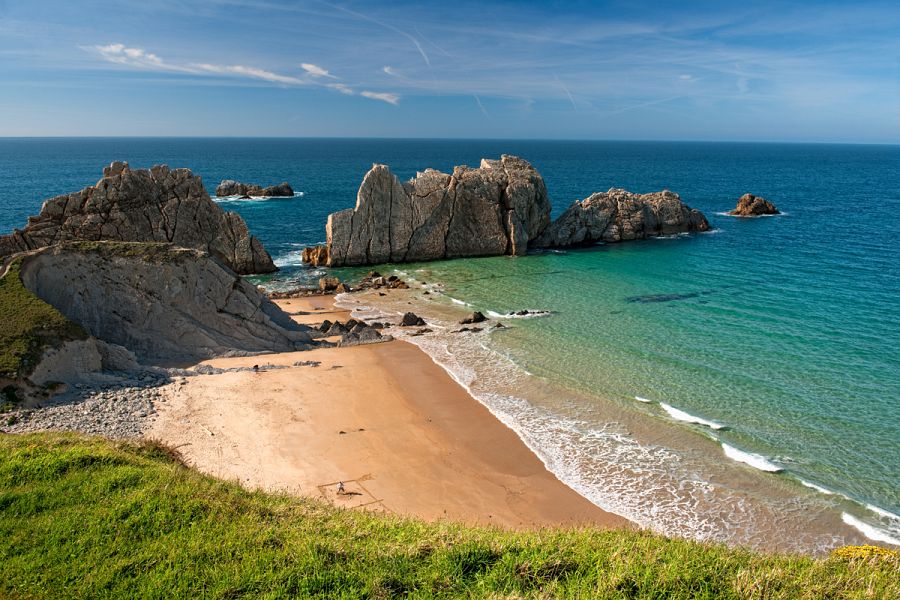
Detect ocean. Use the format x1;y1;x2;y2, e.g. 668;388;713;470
1;138;898;553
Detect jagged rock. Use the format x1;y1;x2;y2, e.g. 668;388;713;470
325;322;349;336
319;276;341;292
459;311;487;325
317;320;333;332
17;242;312;364
302;245;328;266
312;155;551;267
216;180;294;197
535;189;709;247
729;193;780;216
335;283;351;294
338;327;392;347
0;162;275;275
400;312;426;327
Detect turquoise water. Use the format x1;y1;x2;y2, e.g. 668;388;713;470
1;138;897;551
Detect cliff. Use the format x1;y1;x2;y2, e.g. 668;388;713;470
17;242;311;365
0;161;276;275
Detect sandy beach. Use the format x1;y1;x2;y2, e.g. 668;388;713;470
147;295;629;530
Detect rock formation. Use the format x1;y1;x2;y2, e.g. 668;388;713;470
534;189;710;247
216;180;294;197
729;193;780;216
18;242;311;364
305;155;552;267
0;161;276;275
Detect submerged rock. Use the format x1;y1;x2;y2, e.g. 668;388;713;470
535;189;709;247
216;180;294;197
729;193;780;216
400;312;426;327
309;155;551;267
459;311;487;325
0;162;276;275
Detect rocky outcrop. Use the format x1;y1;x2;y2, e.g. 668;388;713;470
534;189;709;247
729;193;780;216
216;180;294;197
0;161;276;275
311;155;551;267
18;242;312;364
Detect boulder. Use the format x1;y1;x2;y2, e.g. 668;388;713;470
318;276;341;292
400;312;426;327
0;162;275;275
311;155;551;267
216;180;294;197
338;327;392;347
302;245;328;266
535;189;709;247
459;311;487;325
17;242;312;364
729;193;780;216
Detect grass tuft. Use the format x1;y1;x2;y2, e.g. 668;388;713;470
0;432;897;599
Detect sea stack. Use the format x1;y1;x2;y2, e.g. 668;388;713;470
216;180;294;197
729;193;780;216
0;161;277;275
534;189;710;247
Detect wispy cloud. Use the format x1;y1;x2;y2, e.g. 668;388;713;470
300;62;336;78
192;63;305;85
361;90;400;105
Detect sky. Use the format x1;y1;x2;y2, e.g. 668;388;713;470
0;0;898;142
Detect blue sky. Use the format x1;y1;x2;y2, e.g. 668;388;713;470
0;0;898;142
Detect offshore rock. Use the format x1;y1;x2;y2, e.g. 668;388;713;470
729;193;780;216
535;189;709;247
216;180;294;197
318;155;551;267
18;242;312;364
0;162;276;275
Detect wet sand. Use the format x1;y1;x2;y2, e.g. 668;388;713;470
147;295;630;530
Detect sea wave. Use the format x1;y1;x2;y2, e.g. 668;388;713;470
866;504;900;521
214;191;304;203
799;479;835;495
841;513;900;546
634;396;654;403
721;443;783;472
448;297;471;306
660;402;725;430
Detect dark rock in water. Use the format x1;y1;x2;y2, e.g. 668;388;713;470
370;322;385;330
410;328;433;337
400;312;426;327
216;180;294;197
0;162;276;275
335;283;351;294
459;311;487;325
319;276;341;292
535;188;709;247
729;193;780;216
492;322;507;329
625;292;700;303
453;326;483;333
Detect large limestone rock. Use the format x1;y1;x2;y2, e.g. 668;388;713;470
534;189;710;247
18;242;312;364
0;161;276;275
311;155;551;267
729;193;780;216
216;180;294;197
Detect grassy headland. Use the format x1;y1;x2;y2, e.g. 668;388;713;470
0;432;896;599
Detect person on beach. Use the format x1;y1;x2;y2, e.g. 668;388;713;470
337;481;345;494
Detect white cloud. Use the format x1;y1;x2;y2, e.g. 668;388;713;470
361;90;400;105
383;65;398;76
301;62;336;78
192;63;305;85
327;82;355;95
94;43;165;68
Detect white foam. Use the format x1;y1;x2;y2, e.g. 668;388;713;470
449;297;470;306
866;504;900;521
721;443;783;473
842;513;900;546
799;479;835;495
634;396;654;403
660;402;725;430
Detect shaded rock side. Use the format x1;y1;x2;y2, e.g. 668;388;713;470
319;155;551;267
534;188;710;247
0;161;276;275
729;193;780;216
216;180;294;197
18;242;312;364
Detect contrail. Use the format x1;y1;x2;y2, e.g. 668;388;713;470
473;94;489;118
556;76;578;110
324;1;431;69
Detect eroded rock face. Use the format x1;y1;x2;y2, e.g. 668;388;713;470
729;193;780;216
535;189;710;247
320;155;551;267
0;161;276;275
216;180;294;197
18;242;312;364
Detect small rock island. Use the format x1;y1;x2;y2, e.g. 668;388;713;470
216;180;294;197
729;193;780;216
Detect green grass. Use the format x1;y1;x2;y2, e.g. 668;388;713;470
0;260;86;379
0;433;896;599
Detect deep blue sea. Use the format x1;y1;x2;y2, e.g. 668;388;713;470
1;138;898;553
